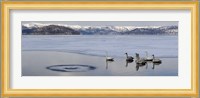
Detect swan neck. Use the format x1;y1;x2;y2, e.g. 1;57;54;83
152;55;155;59
105;51;108;57
126;53;128;58
136;54;140;60
146;51;148;57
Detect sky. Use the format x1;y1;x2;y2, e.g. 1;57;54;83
22;21;178;27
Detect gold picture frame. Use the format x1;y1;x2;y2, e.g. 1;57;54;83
1;1;199;97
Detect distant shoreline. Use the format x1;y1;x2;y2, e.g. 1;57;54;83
22;24;178;35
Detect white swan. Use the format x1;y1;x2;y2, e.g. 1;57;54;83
135;53;146;65
125;53;134;62
105;51;114;61
144;51;153;61
152;54;161;63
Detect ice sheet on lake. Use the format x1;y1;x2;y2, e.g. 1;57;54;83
22;35;178;58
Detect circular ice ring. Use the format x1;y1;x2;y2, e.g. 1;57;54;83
46;64;96;72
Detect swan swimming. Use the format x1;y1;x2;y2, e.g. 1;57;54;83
125;53;134;62
135;53;146;65
144;51;153;61
152;54;162;63
105;51;114;61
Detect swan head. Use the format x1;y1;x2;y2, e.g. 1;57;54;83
152;54;155;58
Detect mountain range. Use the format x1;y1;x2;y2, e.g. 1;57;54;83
22;23;178;35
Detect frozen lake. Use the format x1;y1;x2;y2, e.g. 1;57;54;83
22;35;178;58
22;35;178;76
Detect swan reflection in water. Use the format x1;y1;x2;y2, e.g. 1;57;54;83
105;60;134;69
105;60;114;70
152;62;161;69
105;60;161;71
136;63;146;71
136;62;162;71
125;60;133;67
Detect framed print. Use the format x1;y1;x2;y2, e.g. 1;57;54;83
1;1;199;97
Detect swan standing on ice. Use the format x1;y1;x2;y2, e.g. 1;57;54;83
152;54;162;63
105;51;114;61
135;53;146;65
144;51;153;61
125;53;134;62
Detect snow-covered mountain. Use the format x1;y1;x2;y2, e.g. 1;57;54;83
23;23;50;28
22;23;178;35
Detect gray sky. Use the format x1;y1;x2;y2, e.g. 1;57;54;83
22;21;178;26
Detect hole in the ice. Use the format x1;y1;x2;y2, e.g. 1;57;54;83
46;64;96;72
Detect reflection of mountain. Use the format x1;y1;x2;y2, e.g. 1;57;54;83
22;23;178;35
